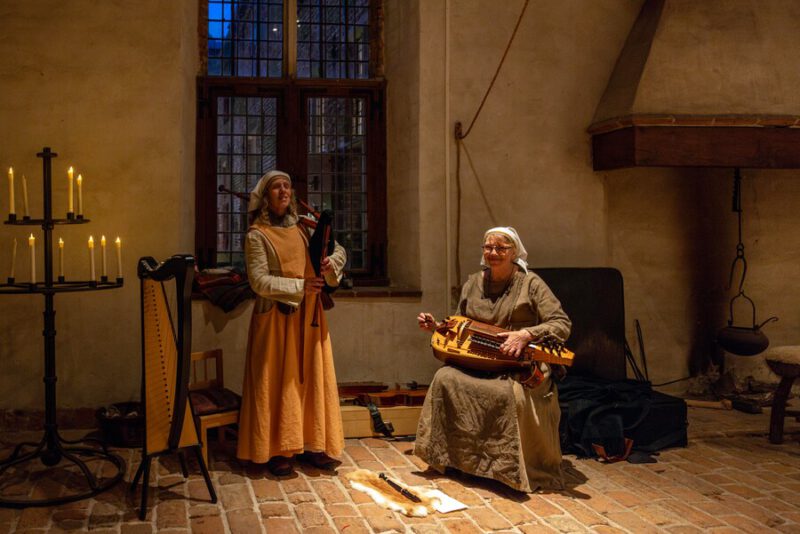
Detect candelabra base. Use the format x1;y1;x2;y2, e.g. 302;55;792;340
76;214;84;220
6;277;13;284
7;214;16;222
0;427;124;508
116;277;124;284
100;275;108;283
66;212;74;220
22;216;30;221
58;275;65;283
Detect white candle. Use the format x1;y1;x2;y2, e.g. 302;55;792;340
88;235;95;281
8;167;14;216
100;235;107;278
77;174;83;216
115;237;122;279
29;233;35;283
22;174;29;218
10;238;17;279
58;238;64;278
67;166;74;214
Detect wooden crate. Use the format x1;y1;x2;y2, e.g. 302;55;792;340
340;405;423;438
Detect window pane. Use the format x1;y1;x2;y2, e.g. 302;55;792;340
215;95;278;267
306;96;368;270
297;0;370;79
208;0;284;78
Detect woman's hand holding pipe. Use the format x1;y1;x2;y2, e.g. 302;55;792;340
304;276;325;294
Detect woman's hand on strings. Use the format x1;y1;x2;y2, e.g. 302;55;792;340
417;312;439;332
496;330;533;358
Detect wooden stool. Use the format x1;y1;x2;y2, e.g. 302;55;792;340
764;346;800;444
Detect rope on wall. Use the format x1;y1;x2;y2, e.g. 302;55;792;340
453;0;531;289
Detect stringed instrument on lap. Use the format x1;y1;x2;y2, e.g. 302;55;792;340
430;315;575;373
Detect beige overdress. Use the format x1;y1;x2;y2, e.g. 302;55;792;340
415;270;572;492
236;223;345;463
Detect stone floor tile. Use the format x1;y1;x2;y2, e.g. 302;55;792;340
332;516;371;533
227;509;263;534
188;515;224;534
262;517;301;533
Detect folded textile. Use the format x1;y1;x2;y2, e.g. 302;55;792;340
194;268;254;312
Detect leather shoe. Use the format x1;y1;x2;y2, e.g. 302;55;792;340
300;451;337;470
266;456;293;476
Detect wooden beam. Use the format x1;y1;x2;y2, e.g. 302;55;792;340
592;126;800;170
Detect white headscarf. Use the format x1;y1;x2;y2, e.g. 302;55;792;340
480;226;529;273
248;170;292;213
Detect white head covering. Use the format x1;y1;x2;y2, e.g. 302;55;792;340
480;226;529;273
248;170;292;213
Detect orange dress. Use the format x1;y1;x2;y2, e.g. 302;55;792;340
236;224;344;462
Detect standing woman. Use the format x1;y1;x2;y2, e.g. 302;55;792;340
416;227;571;492
237;170;346;476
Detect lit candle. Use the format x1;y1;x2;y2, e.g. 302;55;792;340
8;167;14;216
88;235;95;281
29;233;35;283
115;237;122;279
9;238;17;279
21;174;29;218
77;174;83;217
58;238;65;278
100;235;107;278
67;166;74;214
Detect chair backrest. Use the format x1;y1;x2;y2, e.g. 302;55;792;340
190;349;224;391
533;267;627;381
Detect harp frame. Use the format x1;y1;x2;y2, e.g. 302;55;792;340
129;255;216;519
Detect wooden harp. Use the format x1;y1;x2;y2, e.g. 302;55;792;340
130;255;216;519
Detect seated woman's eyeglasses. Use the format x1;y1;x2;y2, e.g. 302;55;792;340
482;245;514;254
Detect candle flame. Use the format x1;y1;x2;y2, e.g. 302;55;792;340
88;235;94;247
59;238;64;247
77;174;83;184
68;166;74;178
115;237;121;245
28;233;35;245
101;235;106;246
8;167;13;177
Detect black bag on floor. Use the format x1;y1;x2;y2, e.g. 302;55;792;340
558;375;687;460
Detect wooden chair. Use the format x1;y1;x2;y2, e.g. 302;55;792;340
764;346;800;444
188;349;241;465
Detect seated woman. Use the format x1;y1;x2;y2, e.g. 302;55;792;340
415;227;571;492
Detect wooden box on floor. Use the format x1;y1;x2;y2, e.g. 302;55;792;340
340;405;422;438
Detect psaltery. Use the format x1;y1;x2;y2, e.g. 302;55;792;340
430;315;575;373
130;255;216;519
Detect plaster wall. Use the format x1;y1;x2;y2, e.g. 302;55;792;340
0;0;198;408
636;0;800;115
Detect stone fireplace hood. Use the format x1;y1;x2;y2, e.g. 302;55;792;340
589;0;800;171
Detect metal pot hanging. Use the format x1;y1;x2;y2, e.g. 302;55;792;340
716;169;777;357
716;293;777;356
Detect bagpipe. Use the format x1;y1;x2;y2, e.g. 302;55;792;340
219;184;338;326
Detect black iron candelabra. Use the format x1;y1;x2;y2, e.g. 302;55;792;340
0;147;125;508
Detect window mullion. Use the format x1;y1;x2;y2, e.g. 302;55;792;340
285;0;298;77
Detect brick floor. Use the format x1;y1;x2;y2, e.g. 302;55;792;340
0;407;798;533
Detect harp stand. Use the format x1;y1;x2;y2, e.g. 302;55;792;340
0;147;125;508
